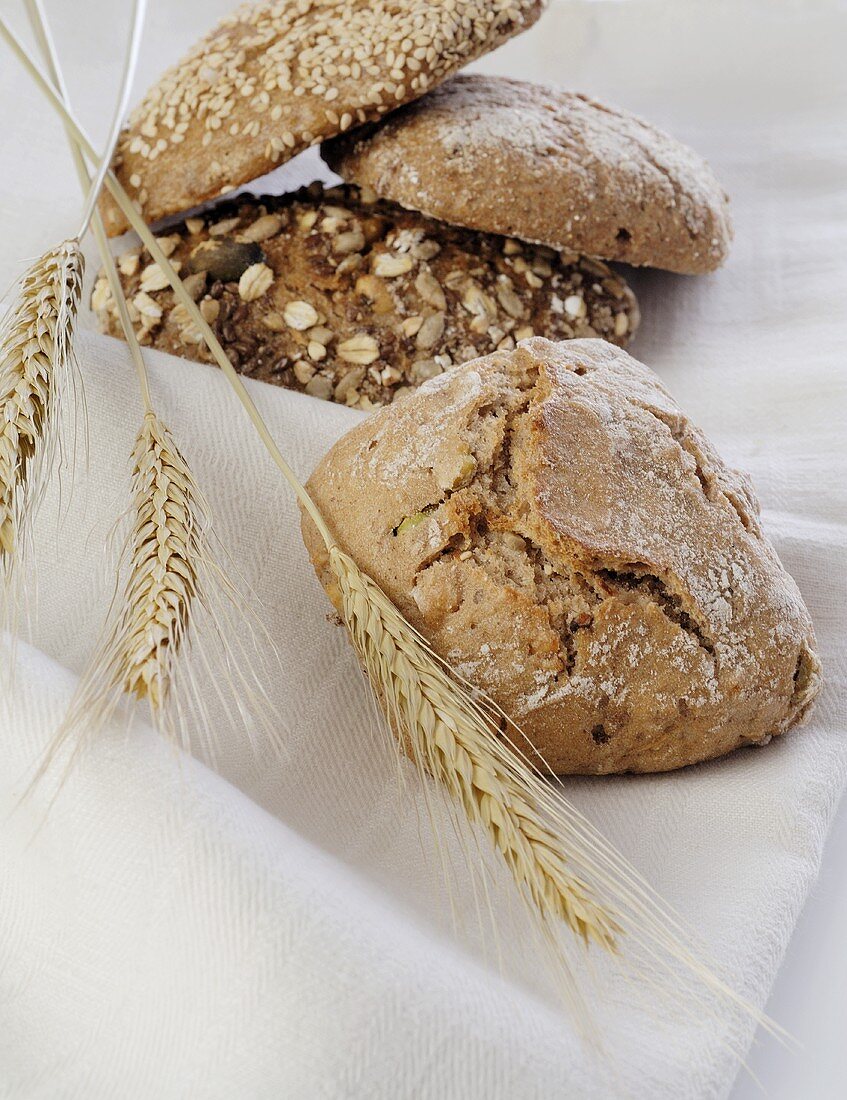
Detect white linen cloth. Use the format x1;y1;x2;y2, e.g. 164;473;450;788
1;1;846;1096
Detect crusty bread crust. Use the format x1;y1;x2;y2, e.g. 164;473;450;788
301;338;819;774
324;75;733;275
100;0;546;235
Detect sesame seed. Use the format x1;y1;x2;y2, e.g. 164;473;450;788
116;0;541;213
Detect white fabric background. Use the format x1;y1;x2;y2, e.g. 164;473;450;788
1;1;846;1097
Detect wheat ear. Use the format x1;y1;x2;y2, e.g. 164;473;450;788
0;240;82;580
333;545;617;949
20;0;278;776
4;34;785;1042
119;413;201;709
329;544;784;1045
37;417;206;763
0;0;144;596
21;0;177;716
115;414;274;746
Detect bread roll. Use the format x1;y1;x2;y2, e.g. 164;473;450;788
324;75;733;275
93;184;638;407
301;338;819;774
100;0;546;234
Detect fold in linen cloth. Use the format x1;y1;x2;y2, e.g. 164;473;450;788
1;1;846;1097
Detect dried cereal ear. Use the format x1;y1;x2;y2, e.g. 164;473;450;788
322;543;780;1046
0;0;147;609
0;240;83;594
31;410;282;793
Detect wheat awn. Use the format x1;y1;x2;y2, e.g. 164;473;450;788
332;544;618;947
0;0;144;597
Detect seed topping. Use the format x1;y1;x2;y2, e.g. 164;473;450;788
111;0;543;228
238;262;274;301
97;183;639;409
284;300;320;330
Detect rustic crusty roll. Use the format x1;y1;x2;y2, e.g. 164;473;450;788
324;75;733;274
301;338;820;774
100;0;546;235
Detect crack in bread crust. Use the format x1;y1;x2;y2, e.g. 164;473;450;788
593;568;715;657
640;404;763;537
408;360;721;683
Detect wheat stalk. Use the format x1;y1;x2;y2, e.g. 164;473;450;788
328;544;781;1043
23;389;282;790
0;240;81;578
22;0;184;717
329;544;783;1045
26;404;270;791
2;25;783;1042
0;0;144;596
332;544;618;950
18;0;278;777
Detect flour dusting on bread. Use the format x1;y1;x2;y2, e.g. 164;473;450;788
325;75;733;274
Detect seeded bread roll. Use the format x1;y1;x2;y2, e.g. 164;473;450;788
93;184;638;408
324;75;733;275
301;338;820;774
100;0;546;236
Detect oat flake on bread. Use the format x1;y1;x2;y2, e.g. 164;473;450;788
93;183;638;407
301;338;820;774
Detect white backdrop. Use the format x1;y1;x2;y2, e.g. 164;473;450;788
1;2;846;1098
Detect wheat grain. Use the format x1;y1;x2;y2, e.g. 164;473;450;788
0;241;81;573
28;410;221;791
25;403;282;795
70;410;205;726
118;416;280;752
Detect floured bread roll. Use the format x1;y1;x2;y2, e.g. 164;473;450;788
301;338;820;774
324;75;733;275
